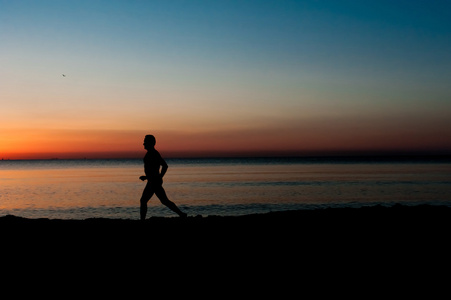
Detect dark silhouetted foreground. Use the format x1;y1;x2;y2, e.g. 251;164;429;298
2;204;451;247
3;204;451;289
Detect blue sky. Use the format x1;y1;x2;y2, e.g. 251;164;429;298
1;0;451;158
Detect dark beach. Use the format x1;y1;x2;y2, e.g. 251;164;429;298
3;204;450;292
3;204;450;249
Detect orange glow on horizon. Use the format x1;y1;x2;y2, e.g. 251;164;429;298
2;119;451;160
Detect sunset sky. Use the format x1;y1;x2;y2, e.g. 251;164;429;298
1;0;451;159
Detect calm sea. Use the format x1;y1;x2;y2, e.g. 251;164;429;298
1;157;450;219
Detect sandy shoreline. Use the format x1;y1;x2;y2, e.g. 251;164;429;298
3;204;451;243
3;204;450;281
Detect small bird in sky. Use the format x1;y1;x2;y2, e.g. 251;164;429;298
62;74;66;77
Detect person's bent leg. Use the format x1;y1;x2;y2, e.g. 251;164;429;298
140;184;154;221
140;200;147;221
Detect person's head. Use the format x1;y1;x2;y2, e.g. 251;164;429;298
143;135;156;150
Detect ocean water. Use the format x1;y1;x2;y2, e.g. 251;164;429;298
1;157;450;219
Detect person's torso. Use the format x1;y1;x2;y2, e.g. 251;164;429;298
143;149;162;178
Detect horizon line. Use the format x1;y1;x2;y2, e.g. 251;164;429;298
2;149;451;161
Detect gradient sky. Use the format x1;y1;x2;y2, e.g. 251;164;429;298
1;0;451;158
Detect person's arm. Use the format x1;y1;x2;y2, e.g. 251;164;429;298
160;159;168;178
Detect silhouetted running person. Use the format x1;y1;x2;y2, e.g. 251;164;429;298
139;135;187;220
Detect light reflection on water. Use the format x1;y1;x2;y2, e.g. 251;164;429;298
1;158;451;219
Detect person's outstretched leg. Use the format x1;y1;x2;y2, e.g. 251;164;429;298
155;187;187;217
